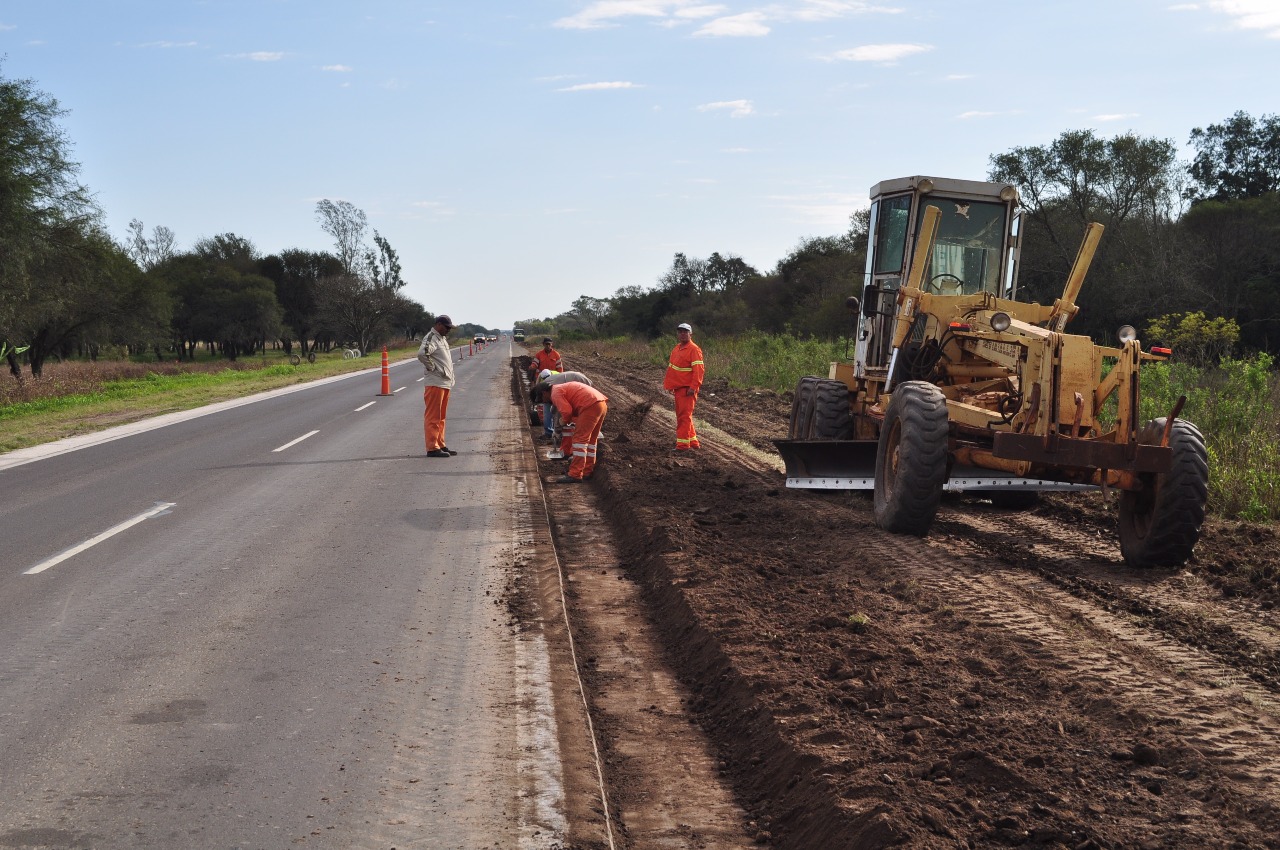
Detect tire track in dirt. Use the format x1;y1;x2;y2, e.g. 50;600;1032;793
555;348;1280;847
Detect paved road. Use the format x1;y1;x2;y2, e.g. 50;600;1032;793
0;343;566;849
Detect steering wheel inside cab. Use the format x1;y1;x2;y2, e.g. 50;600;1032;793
924;272;964;295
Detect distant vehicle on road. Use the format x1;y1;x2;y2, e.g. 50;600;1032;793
513;327;526;342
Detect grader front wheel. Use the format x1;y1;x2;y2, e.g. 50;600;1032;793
1118;418;1209;567
873;381;950;536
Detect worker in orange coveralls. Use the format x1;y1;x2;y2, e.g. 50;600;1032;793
541;381;608;483
662;322;705;450
528;337;564;385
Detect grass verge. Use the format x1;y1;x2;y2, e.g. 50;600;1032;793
0;348;412;454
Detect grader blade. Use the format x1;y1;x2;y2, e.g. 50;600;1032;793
773;439;880;489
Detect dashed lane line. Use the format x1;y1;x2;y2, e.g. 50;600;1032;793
271;430;320;453
23;501;177;575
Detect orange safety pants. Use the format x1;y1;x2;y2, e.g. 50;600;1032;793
674;390;699;450
568;400;607;480
423;386;451;452
559;421;576;457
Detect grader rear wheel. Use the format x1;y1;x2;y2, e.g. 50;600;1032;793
873;381;950;536
787;377;822;439
1118;418;1209;567
811;380;853;439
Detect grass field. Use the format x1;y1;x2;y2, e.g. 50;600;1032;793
0;344;418;453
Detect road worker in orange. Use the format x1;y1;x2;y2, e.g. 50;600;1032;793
528;337;564;385
540;381;608;483
663;322;705;450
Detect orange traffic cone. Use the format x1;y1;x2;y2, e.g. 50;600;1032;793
378;346;392;396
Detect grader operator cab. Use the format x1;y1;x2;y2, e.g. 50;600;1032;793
775;176;1209;567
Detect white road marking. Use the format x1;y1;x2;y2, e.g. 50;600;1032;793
416;376;424;382
272;430;319;452
355;401;377;411
24;502;177;575
393;386;407;393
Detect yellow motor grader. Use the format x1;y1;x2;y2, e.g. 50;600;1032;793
774;176;1209;567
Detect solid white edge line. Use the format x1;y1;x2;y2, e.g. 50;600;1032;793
24;501;177;575
393;386;407;393
0;357;424;472
272;430;320;453
355;401;377;411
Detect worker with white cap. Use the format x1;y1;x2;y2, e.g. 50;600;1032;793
663;321;704;450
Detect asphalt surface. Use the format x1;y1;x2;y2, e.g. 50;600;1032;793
0;342;565;849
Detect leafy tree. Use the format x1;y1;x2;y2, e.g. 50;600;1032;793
1187;111;1280;203
315;199;368;275
366;231;404;290
124;219;177;271
989;129;1191;341
194;232;258;274
315;273;398;356
1178;193;1280;353
565;295;611;336
259;249;343;354
0;64;98;365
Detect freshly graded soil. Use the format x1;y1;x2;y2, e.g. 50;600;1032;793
521;349;1280;849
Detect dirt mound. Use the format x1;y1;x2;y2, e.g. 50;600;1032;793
525;349;1280;849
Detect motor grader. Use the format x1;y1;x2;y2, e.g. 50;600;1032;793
774;176;1209;567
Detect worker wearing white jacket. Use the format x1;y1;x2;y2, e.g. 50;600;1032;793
417;315;457;458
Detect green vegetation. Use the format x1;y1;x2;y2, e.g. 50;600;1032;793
1139;354;1280;522
0;348;410;453
591;331;850;393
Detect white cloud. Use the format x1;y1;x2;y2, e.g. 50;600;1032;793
835;43;932;62
1208;0;1280;37
1167;3;1199;9
0;23;15;32
695;12;770;36
141;40;198;48
557;81;642;91
227;51;284;62
957;110;999;119
556;0;893;32
722;147;753;153
554;1;724;30
944;73;974;80
697;99;755;117
783;1;904;22
321;64;352;72
1093;112;1140;121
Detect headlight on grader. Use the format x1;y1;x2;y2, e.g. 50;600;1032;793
990;312;1011;332
1117;325;1137;344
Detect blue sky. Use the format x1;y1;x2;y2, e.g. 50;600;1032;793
2;1;1276;329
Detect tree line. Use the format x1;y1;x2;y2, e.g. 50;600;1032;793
0;66;434;380
531;111;1279;361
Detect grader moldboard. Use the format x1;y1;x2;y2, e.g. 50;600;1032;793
774;176;1209;567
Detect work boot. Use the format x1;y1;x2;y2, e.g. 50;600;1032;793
427;449;451;458
440;446;459;455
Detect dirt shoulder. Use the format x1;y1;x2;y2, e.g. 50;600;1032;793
528;347;1280;849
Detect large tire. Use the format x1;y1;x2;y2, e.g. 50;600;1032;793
873;381;950;535
788;377;823;439
811;380;854;440
1118;418;1209;567
988;490;1040;510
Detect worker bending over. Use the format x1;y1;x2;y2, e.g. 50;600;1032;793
541;381;608;483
